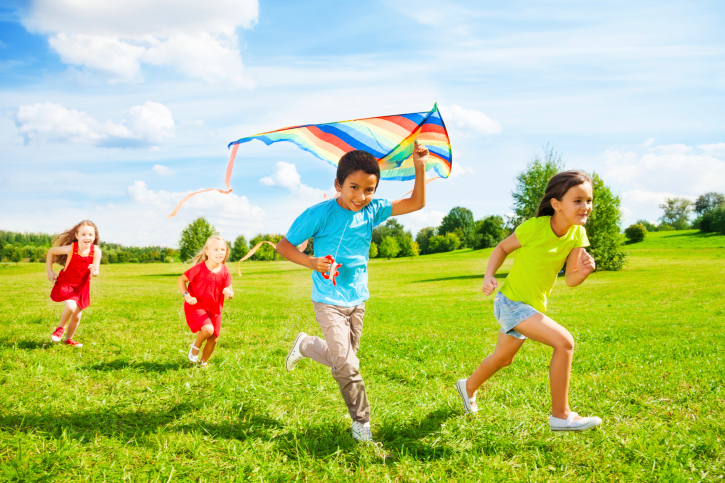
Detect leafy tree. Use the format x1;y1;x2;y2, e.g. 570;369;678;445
249;234;284;261
624;224;647;243
511;145;564;227
415;227;436;255
711;207;725;234
9;247;22;264
694;192;725;215
397;236;419;257
657;223;675;232
179;217;217;262
372;219;406;246
369;241;378;259
231;235;249;262
303;238;314;256
659;198;693;230
585;173;627;271
438;207;475;247
379;237;400;259
428;232;461;253
0;237;4;260
635;219;657;232
476;215;507;249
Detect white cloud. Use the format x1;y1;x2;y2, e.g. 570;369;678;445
440;104;501;136
699;143;725;158
260;162;330;199
21;0;258;84
15;101;174;147
602;145;725;225
152;164;175;176
641;138;655;147
128;180;265;222
650;143;692;155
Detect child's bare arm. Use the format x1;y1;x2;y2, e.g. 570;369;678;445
276;237;332;273
178;274;197;304
223;283;234;299
89;246;102;277
481;234;521;295
46;245;71;281
565;247;595;287
391;142;428;216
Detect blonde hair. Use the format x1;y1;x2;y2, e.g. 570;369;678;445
190;235;229;266
52;220;99;265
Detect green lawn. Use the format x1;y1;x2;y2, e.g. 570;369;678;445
1;232;723;482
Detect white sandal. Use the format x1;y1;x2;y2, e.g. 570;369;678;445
456;379;478;413
188;342;201;363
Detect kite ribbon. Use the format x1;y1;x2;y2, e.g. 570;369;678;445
237;239;308;276
167;144;239;218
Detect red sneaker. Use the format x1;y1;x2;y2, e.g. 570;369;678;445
51;326;65;342
65;338;83;348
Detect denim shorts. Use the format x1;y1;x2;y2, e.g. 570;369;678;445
493;292;539;340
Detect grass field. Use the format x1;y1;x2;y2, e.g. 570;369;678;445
0;230;723;482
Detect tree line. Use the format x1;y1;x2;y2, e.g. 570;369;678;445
0;230;178;264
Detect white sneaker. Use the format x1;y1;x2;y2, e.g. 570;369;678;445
549;412;602;431
351;421;373;442
455;379;478;413
285;332;308;371
188;342;201;363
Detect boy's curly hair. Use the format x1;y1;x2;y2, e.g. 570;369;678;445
337;150;380;188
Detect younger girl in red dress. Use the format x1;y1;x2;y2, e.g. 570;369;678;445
177;235;234;367
46;220;102;347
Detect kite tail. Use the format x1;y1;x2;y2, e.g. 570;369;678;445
237;239;308;276
167;144;240;218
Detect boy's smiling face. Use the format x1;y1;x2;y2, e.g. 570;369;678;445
335;169;379;212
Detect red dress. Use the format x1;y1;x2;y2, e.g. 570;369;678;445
50;242;94;310
184;262;231;337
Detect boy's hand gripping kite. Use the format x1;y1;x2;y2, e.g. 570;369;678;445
322;255;341;286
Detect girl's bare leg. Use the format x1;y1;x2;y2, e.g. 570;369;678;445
514;313;577;420
65;306;84;339
466;331;526;397
200;334;217;363
193;325;214;361
58;300;77;328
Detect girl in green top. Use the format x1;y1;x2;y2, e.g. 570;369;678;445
456;171;602;431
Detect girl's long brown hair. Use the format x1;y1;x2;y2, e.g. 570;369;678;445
536;171;592;217
52;220;99;266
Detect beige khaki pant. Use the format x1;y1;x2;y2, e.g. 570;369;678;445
299;302;369;423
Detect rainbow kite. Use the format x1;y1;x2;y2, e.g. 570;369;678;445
169;104;451;217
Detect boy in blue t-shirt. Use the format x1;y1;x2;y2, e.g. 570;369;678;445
276;144;429;442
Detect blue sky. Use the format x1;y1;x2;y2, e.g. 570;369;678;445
1;0;724;246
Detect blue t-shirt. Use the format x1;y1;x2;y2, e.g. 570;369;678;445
285;198;393;307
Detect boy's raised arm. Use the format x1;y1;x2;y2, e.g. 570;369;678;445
391;142;429;216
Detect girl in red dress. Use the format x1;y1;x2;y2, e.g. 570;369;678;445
46;220;102;347
177;235;234;367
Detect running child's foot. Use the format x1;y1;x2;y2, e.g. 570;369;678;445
455;379;478;413
188;342;201;363
351;421;373;442
285;332;308;371
198;360;208;368
51;326;65;342
65;338;83;348
549;412;602;431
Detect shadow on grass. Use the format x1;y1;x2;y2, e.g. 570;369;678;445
276;408;458;465
140;273;182;278
413;273;507;284
0;401;282;443
84;359;188;373
0;339;50;350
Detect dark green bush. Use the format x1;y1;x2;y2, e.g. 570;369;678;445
624;224;647;243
